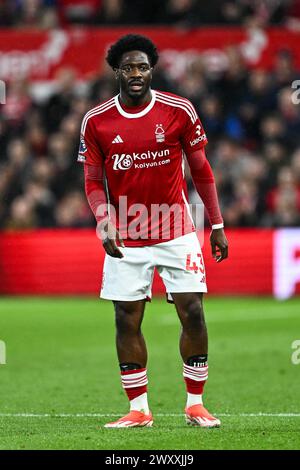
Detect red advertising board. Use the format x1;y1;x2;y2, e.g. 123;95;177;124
0;27;300;82
1;228;299;298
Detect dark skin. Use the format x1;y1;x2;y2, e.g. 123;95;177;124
101;50;228;366
116;50;153;107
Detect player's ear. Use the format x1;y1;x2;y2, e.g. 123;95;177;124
113;67;119;80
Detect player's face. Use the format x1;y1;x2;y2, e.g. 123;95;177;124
116;51;153;102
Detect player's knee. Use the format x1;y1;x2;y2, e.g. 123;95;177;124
181;298;205;329
114;302;142;334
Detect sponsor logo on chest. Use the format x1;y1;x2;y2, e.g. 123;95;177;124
112;149;170;170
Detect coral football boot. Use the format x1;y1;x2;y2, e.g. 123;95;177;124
185;404;221;428
104;410;153;428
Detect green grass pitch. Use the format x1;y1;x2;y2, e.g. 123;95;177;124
0;296;299;450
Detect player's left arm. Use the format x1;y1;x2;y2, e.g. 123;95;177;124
186;148;228;262
179;103;228;262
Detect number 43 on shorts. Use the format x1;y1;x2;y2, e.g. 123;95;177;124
185;253;205;274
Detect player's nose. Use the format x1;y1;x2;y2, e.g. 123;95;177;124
130;66;143;78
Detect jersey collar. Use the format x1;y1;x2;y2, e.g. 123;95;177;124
115;90;156;118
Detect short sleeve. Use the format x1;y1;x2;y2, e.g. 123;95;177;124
77;115;103;165
180;101;208;156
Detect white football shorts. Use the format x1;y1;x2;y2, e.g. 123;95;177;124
100;232;207;302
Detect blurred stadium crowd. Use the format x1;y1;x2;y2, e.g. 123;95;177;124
1;0;300;28
0;1;300;230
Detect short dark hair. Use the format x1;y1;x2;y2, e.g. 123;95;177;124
106;34;159;69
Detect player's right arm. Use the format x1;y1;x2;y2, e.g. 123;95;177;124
79;115;124;258
84;163;124;258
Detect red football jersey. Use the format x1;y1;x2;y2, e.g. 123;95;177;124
78;90;208;246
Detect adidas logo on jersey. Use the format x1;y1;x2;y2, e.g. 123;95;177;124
112;135;123;143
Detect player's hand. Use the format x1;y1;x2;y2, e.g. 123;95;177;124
210;228;228;263
97;219;125;258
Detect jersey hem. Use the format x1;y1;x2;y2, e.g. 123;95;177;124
118;227;195;247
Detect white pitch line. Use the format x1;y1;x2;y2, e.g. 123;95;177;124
0;413;299;418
